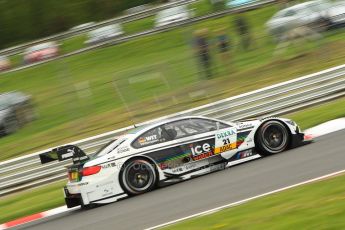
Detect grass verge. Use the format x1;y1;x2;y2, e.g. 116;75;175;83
0;97;344;224
0;181;66;224
286;97;345;130
165;172;345;230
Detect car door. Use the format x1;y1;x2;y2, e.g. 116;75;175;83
134;118;234;176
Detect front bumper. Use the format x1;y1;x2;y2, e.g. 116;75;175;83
290;131;312;148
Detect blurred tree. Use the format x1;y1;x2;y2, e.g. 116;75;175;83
209;0;226;12
0;0;158;49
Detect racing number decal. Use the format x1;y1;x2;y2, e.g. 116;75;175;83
222;138;232;145
214;127;237;155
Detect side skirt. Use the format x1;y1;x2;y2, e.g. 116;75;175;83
90;193;127;204
160;149;261;185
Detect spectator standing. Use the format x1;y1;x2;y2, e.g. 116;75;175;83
215;28;232;73
234;15;252;50
193;29;212;79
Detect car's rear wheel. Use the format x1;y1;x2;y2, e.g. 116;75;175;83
256;120;290;156
120;159;157;196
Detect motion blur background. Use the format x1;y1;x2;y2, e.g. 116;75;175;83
0;0;344;162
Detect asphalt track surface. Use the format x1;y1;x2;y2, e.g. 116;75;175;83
17;130;345;230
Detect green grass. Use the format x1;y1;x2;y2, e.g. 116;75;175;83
0;5;344;161
286;98;345;130
9;54;23;67
0;181;66;224
165;172;345;230
190;0;214;17
1;96;344;224
123;16;155;35
60;34;88;54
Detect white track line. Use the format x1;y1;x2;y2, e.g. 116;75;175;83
145;169;345;230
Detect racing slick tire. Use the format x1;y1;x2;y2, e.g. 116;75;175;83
255;120;290;156
120;158;157;196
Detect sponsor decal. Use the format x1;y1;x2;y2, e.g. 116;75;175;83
61;149;74;159
158;152;191;169
190;143;214;161
160;162;170;170
235;149;253;159
117;146;129;153
191;143;211;156
171;162;201;173
107;156;116;160
146;138;216;169
138;135;158;145
214;128;237;154
236;131;251;148
73;155;88;162
101;187;114;197
66;182;87;188
101;162;116;169
216;129;236;139
238;123;254;130
96;181;114;188
214;143;236;154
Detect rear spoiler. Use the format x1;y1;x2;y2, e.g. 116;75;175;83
39;145;89;165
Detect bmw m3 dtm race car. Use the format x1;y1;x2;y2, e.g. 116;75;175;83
39;116;308;208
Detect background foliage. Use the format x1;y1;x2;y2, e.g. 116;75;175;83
0;0;160;48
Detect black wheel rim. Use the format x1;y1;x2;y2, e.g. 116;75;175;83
124;161;154;192
262;124;287;152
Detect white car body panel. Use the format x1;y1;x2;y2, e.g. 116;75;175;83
85;24;124;45
155;6;191;27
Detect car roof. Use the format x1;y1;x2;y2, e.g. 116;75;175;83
158;5;187;16
89;24;121;36
26;42;57;53
127;115;230;137
0;91;29;107
273;0;327;18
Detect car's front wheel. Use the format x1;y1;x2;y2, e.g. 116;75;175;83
120;159;157;196
256;120;290;156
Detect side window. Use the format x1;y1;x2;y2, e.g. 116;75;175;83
162;119;196;140
132;127;161;148
284;10;296;17
161;118;231;140
132;119;232;148
190;118;231;131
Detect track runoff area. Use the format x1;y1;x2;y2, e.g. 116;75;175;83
1;118;345;230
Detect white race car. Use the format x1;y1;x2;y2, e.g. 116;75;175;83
155;5;192;27
39;116;308;208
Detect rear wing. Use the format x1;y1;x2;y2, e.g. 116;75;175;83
39;145;89;165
